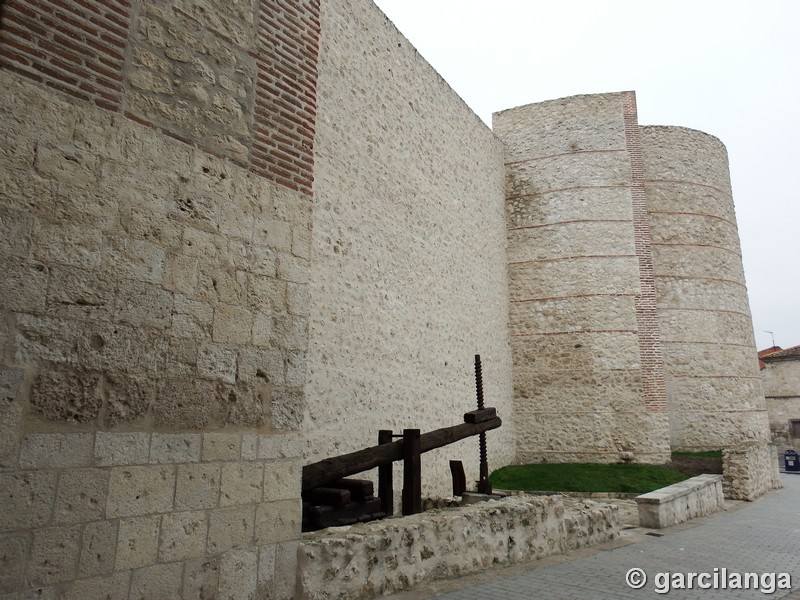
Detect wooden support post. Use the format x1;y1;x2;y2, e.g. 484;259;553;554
449;460;466;496
402;429;421;516
378;430;393;516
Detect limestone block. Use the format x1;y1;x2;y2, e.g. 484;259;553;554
129;562;183;600
78;321;167;377
60;571;130;600
254;218;292;252
258;434;303;461
220;462;264;507
286;351;307;387
53;469;109;525
171;294;214;340
213;303;254;344
102;236;165;284
255;500;300;545
183;557;220;599
95;432;151;467
115;515;161;570
237;344;286;386
0;368;25;467
636;475;724;528
247;274;286;313
219;381;267;427
33;143;98;189
163;252;199;295
33;221;102;270
14;313;81;366
241;435;258;461
198;343;238;383
207;506;255;554
149;433;202;464
159;510;208;561
45;265;115;322
270;390;304;431
154;377;221;429
218;548;258;600
263;459;301;502
0;207;34;258
102;372;154;427
246;245;277;277
51;183;120;231
0;532;30;593
277;253;310;285
114;280;173;329
175;463;221;510
251;310;273;348
28;526;82;585
272;314;308;352
106;465;176;518
20;434;94;468
78;520;118;577
258;541;299;600
30;369;102;424
0;256;49;313
0;471;56;530
202;433;242;462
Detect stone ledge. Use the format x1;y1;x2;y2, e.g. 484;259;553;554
297;494;618;600
636;474;724;528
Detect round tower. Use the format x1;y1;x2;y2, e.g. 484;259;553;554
640;126;770;450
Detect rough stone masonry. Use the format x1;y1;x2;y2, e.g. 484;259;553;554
0;0;778;597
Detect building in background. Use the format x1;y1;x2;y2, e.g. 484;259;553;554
760;346;800;449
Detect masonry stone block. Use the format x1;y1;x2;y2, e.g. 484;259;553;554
159;510;208;562
0;533;30;593
207;506;255;554
255;500;300;545
220;382;267;427
129;562;184;600
198;343;238;383
184;557;220;600
175;463;221;510
213;303;254;345
95;432;151;467
13;314;81;365
0;368;25;468
202;433;242;462
220;462;264;507
0;472;56;530
28;526;82;586
241;435;258;461
270;390;306;431
219;549;258;600
53;469;109;525
258;434;303;461
115;516;161;571
20;434;94;469
171;295;214;340
45;265;115;323
150;433;202;464
106;466;176;518
60;571;130;600
78;520;118;577
264;459;301;502
0;257;49;313
114;280;173;329
30;368;103;424
154;377;222;429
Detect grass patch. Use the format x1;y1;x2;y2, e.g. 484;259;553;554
671;450;722;459
490;463;690;494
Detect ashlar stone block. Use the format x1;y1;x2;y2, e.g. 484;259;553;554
106;465;176;518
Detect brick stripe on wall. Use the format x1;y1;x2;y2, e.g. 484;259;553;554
623;91;668;412
0;0;129;111
252;0;320;195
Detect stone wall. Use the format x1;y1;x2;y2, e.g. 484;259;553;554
297;495;618;600
493;92;670;464
306;0;515;499
722;444;781;501
761;358;800;448
640;126;771;452
0;0;321;595
636;474;724;528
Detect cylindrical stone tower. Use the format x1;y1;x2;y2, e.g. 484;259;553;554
494;92;671;464
641;126;770;450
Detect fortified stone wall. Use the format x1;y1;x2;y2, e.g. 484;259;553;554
0;0;320;597
493;93;670;465
640;126;771;451
305;0;515;498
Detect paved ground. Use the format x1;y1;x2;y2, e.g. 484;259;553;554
393;473;800;599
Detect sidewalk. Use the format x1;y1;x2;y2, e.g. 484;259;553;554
392;473;800;599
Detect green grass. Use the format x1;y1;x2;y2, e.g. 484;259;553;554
490;463;690;494
671;450;722;459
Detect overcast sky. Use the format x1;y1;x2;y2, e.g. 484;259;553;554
373;0;799;352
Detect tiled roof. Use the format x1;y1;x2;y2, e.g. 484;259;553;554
761;345;800;363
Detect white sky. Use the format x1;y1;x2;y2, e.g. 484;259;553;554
373;0;799;351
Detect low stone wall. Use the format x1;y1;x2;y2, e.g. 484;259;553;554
636;474;724;528
297;495;618;600
723;444;782;501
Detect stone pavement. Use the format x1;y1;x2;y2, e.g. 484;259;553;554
393;473;800;599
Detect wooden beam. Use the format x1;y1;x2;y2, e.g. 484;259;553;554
302;416;502;492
